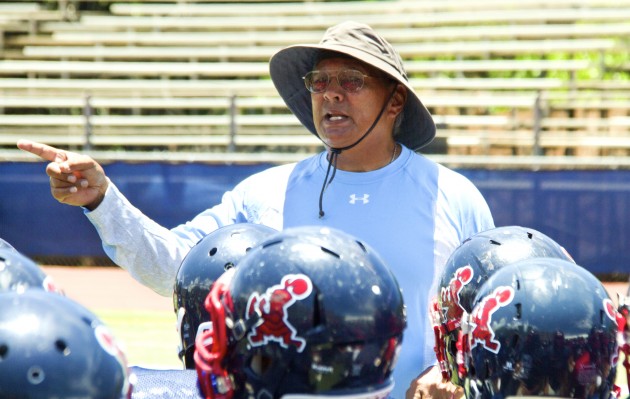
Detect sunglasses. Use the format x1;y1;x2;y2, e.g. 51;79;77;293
302;69;375;94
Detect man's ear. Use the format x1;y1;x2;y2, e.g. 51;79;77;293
390;84;407;116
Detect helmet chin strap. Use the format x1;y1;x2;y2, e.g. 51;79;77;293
318;84;398;218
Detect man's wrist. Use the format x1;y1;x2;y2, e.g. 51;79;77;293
83;178;110;211
84;194;105;211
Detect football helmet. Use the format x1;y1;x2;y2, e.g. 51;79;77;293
0;237;17;252
432;225;574;385
194;226;406;399
0;289;133;399
0;247;62;293
173;223;277;369
464;258;619;399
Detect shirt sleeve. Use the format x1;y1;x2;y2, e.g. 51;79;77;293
82;161;291;297
424;166;495;366
85;180;233;296
441;166;495;243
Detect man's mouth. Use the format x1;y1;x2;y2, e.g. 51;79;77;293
326;113;348;122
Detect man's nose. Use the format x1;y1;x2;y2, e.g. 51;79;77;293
323;78;345;101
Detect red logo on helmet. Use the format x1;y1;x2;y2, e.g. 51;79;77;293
603;298;618;324
469;286;514;353
43;275;63;294
440;265;474;321
246;274;313;352
95;325;133;398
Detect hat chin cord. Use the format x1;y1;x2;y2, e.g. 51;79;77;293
318;84;398;218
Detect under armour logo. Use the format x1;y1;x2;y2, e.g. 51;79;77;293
349;194;370;205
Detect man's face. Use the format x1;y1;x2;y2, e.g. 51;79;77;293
310;57;394;149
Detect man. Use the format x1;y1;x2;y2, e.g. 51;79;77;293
17;21;494;398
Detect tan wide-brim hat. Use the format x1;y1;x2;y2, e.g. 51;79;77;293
269;21;436;151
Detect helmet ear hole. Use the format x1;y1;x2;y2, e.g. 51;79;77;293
55;339;71;356
27;366;45;385
514;303;522;319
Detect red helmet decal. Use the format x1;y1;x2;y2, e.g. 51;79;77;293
95;325;133;398
42;275;63;294
440;265;474;321
469;286;515;354
246;274;313;352
603;298;618;324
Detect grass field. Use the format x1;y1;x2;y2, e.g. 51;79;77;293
42;266;183;368
95;308;182;369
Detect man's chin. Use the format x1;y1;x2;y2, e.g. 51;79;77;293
317;132;358;150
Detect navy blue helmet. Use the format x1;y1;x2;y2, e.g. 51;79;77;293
173;223;277;368
0;289;133;398
0;237;17;252
0;247;62;294
195;226;406;399
432;225;574;385
464;258;619;399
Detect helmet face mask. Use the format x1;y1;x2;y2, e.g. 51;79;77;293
173;224;277;368
432;226;574;385
195;226;406;399
464;258;619;399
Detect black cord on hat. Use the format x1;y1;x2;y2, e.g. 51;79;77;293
318;84;398;218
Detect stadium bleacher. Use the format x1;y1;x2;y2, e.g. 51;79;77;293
0;0;629;161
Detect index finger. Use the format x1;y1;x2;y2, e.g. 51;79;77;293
17;140;67;163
